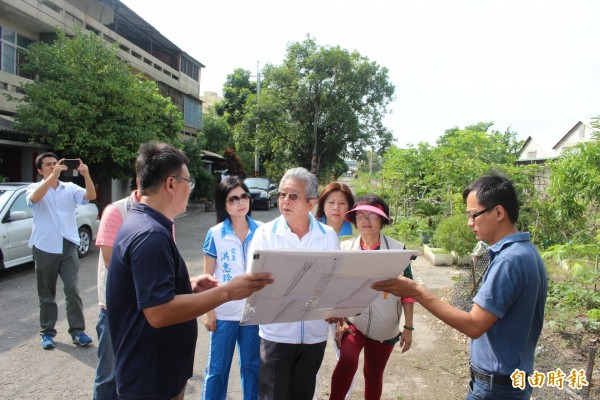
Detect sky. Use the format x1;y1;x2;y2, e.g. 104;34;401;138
120;0;600;148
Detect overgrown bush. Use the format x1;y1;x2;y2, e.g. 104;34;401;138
546;280;600;332
384;216;421;248
544;252;600;333
589;308;600;320
354;186;370;197
191;168;217;202
433;214;477;256
547;281;600;310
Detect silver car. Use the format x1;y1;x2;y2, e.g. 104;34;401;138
0;183;100;270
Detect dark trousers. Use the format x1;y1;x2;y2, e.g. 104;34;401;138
34;239;85;337
258;338;326;400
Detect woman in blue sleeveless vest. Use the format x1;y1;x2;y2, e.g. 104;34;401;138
201;176;262;400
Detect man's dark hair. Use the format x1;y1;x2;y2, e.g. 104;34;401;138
462;173;519;223
35;152;58;170
214;176;251;224
136;142;189;195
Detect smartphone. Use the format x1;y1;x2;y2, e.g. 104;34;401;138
62;159;79;177
63;159;79;170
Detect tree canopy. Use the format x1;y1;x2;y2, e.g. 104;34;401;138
10;28;182;182
229;35;395;179
202;107;232;154
381;122;524;216
215;68;257;127
378;118;600;252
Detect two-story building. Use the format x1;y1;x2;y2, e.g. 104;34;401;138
0;0;204;201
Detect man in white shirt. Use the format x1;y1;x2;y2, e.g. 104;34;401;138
26;152;96;350
247;167;339;400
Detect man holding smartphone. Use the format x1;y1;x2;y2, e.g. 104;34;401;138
26;153;97;350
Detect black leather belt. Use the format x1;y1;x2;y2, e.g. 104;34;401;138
470;366;514;386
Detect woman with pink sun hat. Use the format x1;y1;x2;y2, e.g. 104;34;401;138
329;194;415;400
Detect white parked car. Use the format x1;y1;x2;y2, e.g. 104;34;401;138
0;183;100;270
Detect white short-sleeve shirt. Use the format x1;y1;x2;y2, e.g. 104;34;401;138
246;213;340;344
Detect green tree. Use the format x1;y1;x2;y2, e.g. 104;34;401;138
181;136;217;202
216;68;257;127
202;107;233;154
9;28;182;184
235;89;297;178
381;123;523;213
430;123;522;197
181;136;205;187
235;35;395;178
544;122;600;243
381;142;435;216
379;122;532;242
215;68;258;175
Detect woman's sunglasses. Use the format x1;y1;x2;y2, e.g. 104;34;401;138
226;193;250;205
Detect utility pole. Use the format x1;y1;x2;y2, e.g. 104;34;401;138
254;61;261;176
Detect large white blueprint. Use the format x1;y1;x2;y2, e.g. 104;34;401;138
240;249;418;325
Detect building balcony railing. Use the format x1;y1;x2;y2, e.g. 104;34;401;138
0;71;29;113
5;0;200;98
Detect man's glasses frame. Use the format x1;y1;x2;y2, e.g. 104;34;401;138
226;193;250;205
278;192;303;201
171;176;196;190
466;205;496;221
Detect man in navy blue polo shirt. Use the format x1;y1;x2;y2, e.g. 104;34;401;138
107;142;272;400
372;174;547;400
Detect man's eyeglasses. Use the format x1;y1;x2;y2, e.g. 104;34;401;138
466;205;496;221
227;193;250;205
278;192;303;201
356;213;380;221
171;176;195;190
